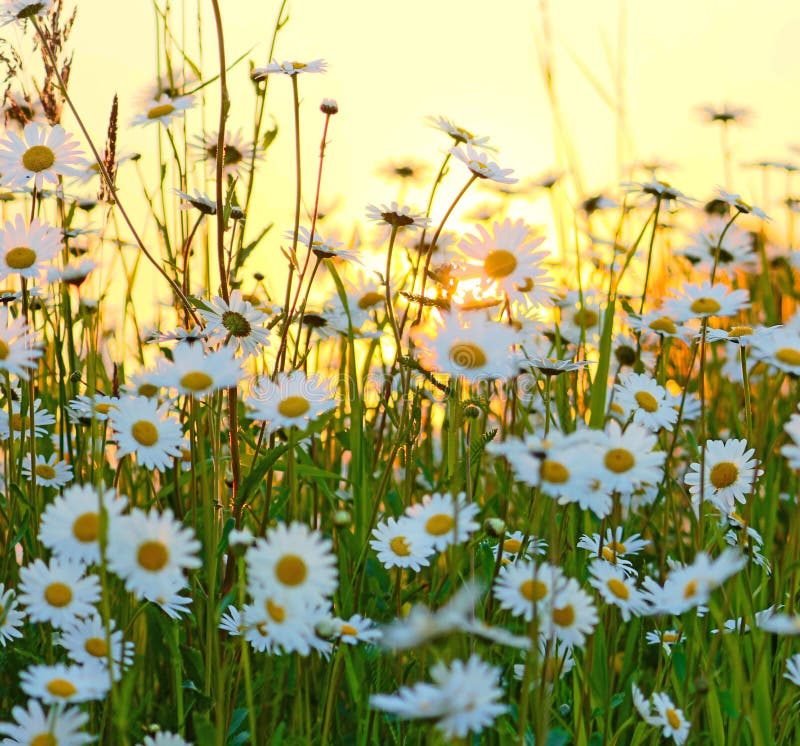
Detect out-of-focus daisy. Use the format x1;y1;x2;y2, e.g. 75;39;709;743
247;371;336;433
0;122;81;188
679;216;755;275
784;654;800;686
376;157;430;184
284;226;359;261
546;577;598;647
58;614;134;680
109;396;184;471
246;522;338;604
493;561;564;621
18;558;100;628
21;453;73;487
410;311;519;382
0;305;41;378
67;393;119;424
614;372;678;432
627;311;695;343
251;59;327;79
453;218;554;306
427;115;491;147
751;327;800;375
757;611;800;635
714;187;770;220
39;484;126;565
698;102;750;124
577;527;649;566
199;289;272;357
580;193;619;215
192;128;257;178
131;94;194;127
495;530;547;562
365;201;430;231
1;0;54;24
588;562;650;621
0;214;62;281
0;700;91;746
557;291;606;346
703;323;775;347
242;597;331;656
157;343;242;397
21;663;109;705
0;397;56;440
450;144;516;184
513;638;575;688
137;733;193;746
370;516;435;571
684;438;761;514
333;614;382;645
48;257;98;286
624;179;696;209
782;406;800;469
0;582;24;645
404;491;480;552
664;281;750;322
107;507;201;600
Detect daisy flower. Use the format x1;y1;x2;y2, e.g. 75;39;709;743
450;144;516;183
285;225;359;261
714;187;770;220
370;516;435;571
751;326;800;375
405;492;480;552
576;527;649;567
513;638;575;688
784;654;800;686
370;682;449;722
613;372;678;432
243;597;330;656
365;201;430;231
199;289;272;357
651;692;691;744
1;0;54;24
426;115;491;147
679;215;754;275
67;393;119;424
39;484;126;565
684;438;761;514
698;102;750;124
0;700;91;746
757;611;800;635
0;397;56;440
252;59;327;79
247;371;336;433
493;561;564;621
333;614;382;645
592;421;665;496
21;453;73;487
495;530;547;562
156;343;243;396
18;558;100;628
137;732;193;746
624;179;697;209
58;614;134;680
192;128;257;178
782;407;800;469
588;562;650;621
21;663;109;704
410;311;520;382
132;94;194;127
0;214;62;281
0;122;81;188
246;522;338;604
556;290;606;346
627;311;695;343
645;628;683;654
107;507;201;600
664;281;750;322
0;305;41;379
546;577;599;647
0;582;24;645
219;605;245;636
453;218;554;306
109;396;184;471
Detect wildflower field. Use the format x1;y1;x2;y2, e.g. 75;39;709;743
2;0;800;744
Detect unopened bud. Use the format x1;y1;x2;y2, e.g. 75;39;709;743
484;518;506;537
320;98;338;115
333;510;351;528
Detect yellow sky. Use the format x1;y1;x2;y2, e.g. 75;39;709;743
10;0;800;304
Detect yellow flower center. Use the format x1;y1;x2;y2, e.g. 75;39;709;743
34;464;57;480
484;249;517;279
275;554;307;586
6;246;37;269
650;317;677;334
728;325;754;338
44;582;72;607
448;342;488;370
357;291;384;310
85;637;108;658
180;371;213;392
540;459;569;484
690;297;721;315
776;348;800;366
0;339;8;360
389;536;411;556
520;578;548;602
634;391;659;413
504;538;522;553
607;540;626;554
22;144;55;173
266;599;286;622
425;513;455;536
46;678;77;698
573;308;599;328
710;461;738;488
552;604;575;627
138;383;159;398
607;578;630;600
340;624;358;636
10;413;25;430
291;61;308;69
683;580;697;598
601;546;619;563
666;708;682;729
662;632;680;643
137;540;169;571
73;512;99;542
31;734;57;746
147;103;176;119
605;448;634;473
131;420;159;446
277;396;310;418
94;403;114;414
